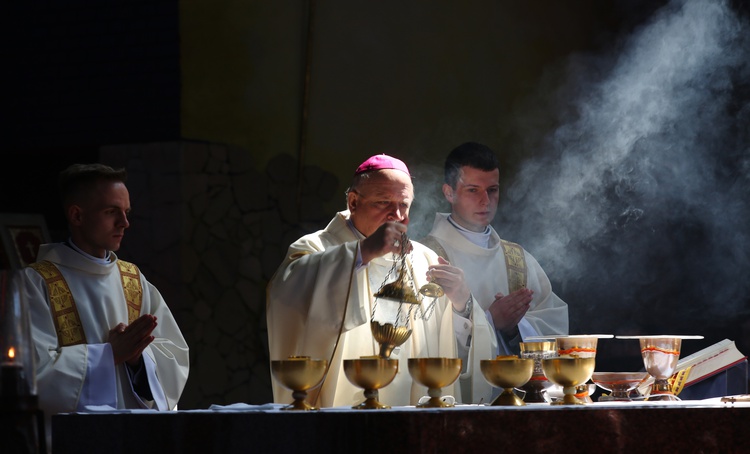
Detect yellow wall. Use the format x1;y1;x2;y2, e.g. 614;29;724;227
179;1;607;216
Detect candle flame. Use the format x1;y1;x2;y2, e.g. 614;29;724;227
8;347;15;360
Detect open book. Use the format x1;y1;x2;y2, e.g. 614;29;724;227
637;338;747;395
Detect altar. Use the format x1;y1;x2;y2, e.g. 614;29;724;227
52;399;750;453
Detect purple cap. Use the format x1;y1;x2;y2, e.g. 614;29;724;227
354;154;410;176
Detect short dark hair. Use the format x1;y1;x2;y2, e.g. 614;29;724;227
444;142;499;188
59;163;128;208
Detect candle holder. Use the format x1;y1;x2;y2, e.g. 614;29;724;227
1;269;46;454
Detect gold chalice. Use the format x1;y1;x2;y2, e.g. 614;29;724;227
541;357;596;405
480;356;534;406
344;357;399;409
270;356;328;411
591;372;648;401
408;357;462;408
534;334;612;402
556;336;599;403
519;341;557;403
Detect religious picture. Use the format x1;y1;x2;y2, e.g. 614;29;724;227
0;214;51;269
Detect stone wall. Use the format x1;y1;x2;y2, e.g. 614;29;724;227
101;141;338;409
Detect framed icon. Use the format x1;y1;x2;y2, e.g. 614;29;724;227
0;213;51;269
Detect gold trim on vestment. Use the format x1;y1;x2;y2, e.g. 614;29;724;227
117;260;143;325
29;259;143;347
423;235;528;294
501;240;527;292
29;260;87;346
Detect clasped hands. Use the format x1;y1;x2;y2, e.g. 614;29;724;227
108;314;158;367
488;288;534;336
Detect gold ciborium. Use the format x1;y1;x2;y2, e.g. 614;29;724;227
408;357;462;408
541;357;596;405
519;341;557;403
480;356;534;406
271;356;328;411
344;357;399;409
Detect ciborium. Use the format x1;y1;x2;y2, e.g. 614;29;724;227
617;335;703;401
271;356;328;411
408;357;462;408
519;341;557;403
480;356;534;406
344;357;399;409
541;357;596;405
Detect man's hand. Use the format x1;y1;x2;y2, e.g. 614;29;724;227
360;221;410;265
108;314;157;367
427;257;471;311
488;288;533;335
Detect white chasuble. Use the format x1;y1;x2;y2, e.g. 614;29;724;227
20;243;190;448
422;212;569;404
267;211;460;408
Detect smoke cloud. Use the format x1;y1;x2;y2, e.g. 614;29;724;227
498;0;750;344
410;0;750;363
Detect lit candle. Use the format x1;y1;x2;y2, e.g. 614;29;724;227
1;346;26;398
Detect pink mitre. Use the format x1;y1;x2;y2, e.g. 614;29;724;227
354;154;410;176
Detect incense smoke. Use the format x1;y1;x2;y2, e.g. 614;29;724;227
497;0;750;340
